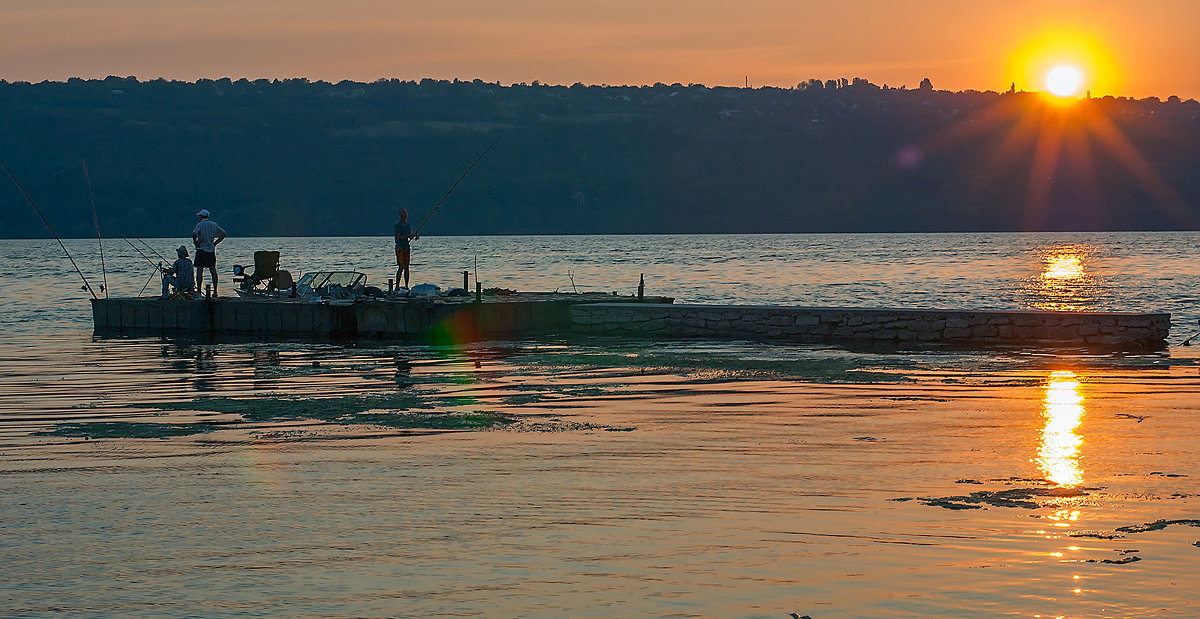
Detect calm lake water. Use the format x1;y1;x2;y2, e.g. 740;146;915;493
2;233;1200;617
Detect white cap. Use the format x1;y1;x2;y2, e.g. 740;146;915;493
197;209;210;218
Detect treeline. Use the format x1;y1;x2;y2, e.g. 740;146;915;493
2;75;1199;238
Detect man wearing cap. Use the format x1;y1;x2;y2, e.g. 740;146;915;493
192;209;227;295
393;207;418;289
161;245;196;299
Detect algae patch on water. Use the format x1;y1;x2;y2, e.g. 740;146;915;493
36;421;220;439
901;486;1092;510
155;393;432;423
148;393;517;432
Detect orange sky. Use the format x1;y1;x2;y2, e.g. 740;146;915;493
2;0;1197;99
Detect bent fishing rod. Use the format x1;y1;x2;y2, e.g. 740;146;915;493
414;137;500;236
82;160;108;297
0;158;98;299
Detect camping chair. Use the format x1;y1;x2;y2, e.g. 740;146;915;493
235;250;280;292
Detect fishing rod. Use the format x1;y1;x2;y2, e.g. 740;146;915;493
122;236;161;270
137;266;159;297
139;237;170;264
414;137;500;236
82;161;108;298
0;158;98;299
1181;320;1200;346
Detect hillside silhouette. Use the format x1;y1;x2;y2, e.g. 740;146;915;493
2;76;1199;238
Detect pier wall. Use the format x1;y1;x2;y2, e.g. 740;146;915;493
92;296;601;339
570;304;1171;350
93;298;1171;350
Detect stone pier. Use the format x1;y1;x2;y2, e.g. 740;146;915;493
570;304;1171;350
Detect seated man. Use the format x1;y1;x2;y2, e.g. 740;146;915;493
161;245;196;299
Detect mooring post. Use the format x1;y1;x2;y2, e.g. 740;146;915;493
206;284;212;299
476;281;482;304
388;278;394;294
638;273;645;301
463;270;469;291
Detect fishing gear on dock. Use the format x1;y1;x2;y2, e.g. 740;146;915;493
0;158;98;298
414;138;500;236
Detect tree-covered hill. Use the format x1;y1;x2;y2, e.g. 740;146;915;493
2;76;1198;238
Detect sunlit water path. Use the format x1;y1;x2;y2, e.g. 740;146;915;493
2;233;1200;616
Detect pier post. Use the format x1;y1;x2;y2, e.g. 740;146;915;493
638;274;645;301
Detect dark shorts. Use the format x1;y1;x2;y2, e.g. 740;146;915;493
195;249;216;269
395;247;410;267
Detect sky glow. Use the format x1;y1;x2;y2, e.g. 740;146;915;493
1;0;1197;98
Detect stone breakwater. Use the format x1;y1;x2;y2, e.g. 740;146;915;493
571;304;1171;350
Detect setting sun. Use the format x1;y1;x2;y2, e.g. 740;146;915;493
1006;29;1119;96
1046;65;1083;97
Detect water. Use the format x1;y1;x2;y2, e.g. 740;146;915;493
2;233;1200;617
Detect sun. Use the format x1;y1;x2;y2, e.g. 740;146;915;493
1005;29;1120;96
1046;65;1083;97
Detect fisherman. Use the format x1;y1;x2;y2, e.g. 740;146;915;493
192;209;226;296
393;207;418;289
161;245;196;299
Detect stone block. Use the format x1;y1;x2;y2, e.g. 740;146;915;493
767;315;793;327
794;314;820;327
972;325;998;337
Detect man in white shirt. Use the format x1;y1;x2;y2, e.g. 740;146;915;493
191;209;227;295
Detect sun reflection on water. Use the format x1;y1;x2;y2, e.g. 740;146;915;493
1043;254;1084;280
1037;370;1085;487
1025;244;1105;312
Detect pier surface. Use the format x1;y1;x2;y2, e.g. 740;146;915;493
93;296;1170;350
572;304;1171;350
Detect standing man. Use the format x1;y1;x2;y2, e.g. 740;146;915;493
192;209;227;296
393;207;418;289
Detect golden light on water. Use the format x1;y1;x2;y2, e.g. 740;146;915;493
1037;370;1085;487
1026;245;1103;312
1043;254;1084;280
